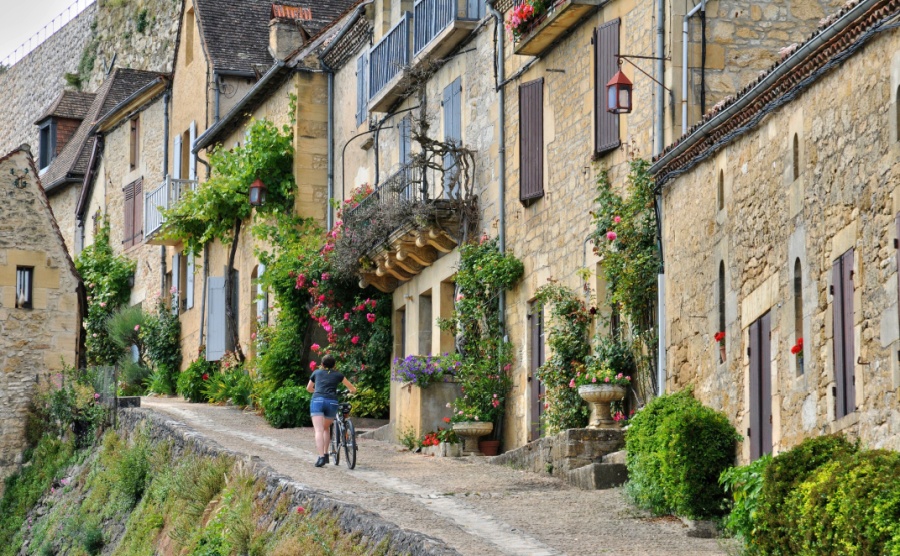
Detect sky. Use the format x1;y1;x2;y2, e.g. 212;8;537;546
0;0;95;66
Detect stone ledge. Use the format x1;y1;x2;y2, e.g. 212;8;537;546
118;409;459;556
566;462;628;490
489;428;625;478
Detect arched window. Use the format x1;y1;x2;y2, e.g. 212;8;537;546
794;259;804;375
717;170;724;212
718;261;726;362
792;133;800;181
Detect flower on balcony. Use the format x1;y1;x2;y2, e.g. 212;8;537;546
505;0;552;41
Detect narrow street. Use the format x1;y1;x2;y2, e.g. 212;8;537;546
140;397;733;556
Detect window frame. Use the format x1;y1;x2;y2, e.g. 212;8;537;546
129;116;140;171
38;120;57;170
15;266;34;309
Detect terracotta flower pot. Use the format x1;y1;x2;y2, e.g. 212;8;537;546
478;439;500;456
452;421;493;455
578;384;627;429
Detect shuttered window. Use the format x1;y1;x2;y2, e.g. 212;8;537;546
443;78;462;198
207;276;226;361
122;178;143;248
186;250;195;310
173;135;183;179
519;78;544;204
189;121;197;180
171;254;181;315
748;312;773;461
356;52;369;127
832;250;856;419
594;18;621;155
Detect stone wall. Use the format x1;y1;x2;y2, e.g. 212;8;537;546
0;148;81;488
662;26;900;461
489;428;624;478
117;408;457;555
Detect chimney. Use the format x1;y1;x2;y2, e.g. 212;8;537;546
269;5;312;60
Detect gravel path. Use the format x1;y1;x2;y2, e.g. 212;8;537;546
140;397;733;556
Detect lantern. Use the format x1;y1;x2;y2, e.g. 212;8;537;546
606;68;633;114
249;178;267;206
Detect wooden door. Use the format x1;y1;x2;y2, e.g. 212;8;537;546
833;250;856;418
749;312;773;460
529;304;545;441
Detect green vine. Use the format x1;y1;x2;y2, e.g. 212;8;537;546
589;159;660;401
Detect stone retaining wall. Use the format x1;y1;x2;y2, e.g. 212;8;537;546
489;428;625;478
117;408;459;556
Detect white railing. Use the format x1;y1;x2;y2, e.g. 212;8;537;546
144;176;197;238
369;12;412;100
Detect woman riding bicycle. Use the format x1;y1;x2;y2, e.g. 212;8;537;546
307;354;357;467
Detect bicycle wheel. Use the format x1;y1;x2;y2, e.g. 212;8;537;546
330;421;341;466
343;420;357;470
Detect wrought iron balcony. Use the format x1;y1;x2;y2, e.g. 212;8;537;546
144;176;197;243
512;0;603;57
413;0;482;58
369;12;412;113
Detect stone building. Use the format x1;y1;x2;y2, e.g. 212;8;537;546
651;0;900;461
0;146;83;490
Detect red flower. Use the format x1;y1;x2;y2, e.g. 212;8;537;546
797;337;803;347
366;313;376;323
790;344;801;355
443;417;451;423
296;506;305;514
201;373;209;381
714;331;726;343
351;336;359;344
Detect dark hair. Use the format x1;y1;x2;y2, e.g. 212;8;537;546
322;354;336;369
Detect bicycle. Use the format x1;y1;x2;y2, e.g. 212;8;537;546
329;401;357;469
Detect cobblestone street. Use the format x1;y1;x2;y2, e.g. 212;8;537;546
141;397;733;556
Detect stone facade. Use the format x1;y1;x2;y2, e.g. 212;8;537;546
0;147;82;489
658;6;900;461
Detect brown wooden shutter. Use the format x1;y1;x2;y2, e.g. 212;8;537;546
748;318;760;460
832;250;855;419
519;78;544;203
841;249;855;411
748;313;773;461
594;18;621;155
133;178;143;245
529;305;544;441
123;182;135;249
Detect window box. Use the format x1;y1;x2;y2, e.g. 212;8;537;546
513;0;603;57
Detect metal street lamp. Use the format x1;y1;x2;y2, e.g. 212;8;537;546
249;178;267;206
606;65;633;114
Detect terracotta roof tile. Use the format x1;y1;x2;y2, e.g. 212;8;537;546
34;91;96;124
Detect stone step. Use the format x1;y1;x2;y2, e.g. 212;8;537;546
489;428;625;478
603;450;627;464
566;462;628;490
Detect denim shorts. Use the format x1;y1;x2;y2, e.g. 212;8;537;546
309;397;339;419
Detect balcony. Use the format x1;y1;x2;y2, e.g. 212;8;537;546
512;0;603;57
368;1;482;113
144;176;197;244
345;162;461;293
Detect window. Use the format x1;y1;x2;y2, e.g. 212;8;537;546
419;291;433;355
594;19;621;155
832;250;855;419
717;170;724;211
181;129;191;180
443;78;462;198
399;115;411;166
718;261;726;363
794;259;803;375
185;8;195;66
15;267;33;309
206;276;226;361
188;122;197;180
129;116;140;170
355;52;369;127
519;78;544;204
792;133;800;181
38;120;56;170
122;178;143;248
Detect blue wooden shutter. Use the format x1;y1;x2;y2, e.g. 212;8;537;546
173;135;183;180
256;264;267;326
443;78;462;198
207;276;226;361
356;53;368;127
400;116;411;166
595;19;621;155
171;253;181;315
186;250;195;310
189;121;197;180
123;182;135;249
519;78;544;203
832;250;855;418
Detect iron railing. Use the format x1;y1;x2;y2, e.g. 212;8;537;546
144;176;197;238
346;162;436;221
413;0;478;55
369;12;412;101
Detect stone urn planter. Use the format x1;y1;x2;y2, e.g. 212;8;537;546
578;384;627;429
452;421;494;455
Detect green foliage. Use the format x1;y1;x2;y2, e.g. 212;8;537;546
204;359;254;408
781;449;900;556
76;217;137;366
82;525;104;554
160;117;296;256
350;381;390;419
719;454;771;543
117;435;151;508
107;304;144;351
135;8;150;32
261;382;312;429
753;433;858;554
590;160;660;399
30;368;108;447
142;294;182;395
398;425;418;451
625;388;740;519
177;358;219;403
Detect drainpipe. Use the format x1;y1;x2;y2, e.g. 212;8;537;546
487;0;507;331
161;89;171;297
214;71;221;123
682;2;704;135
656;0;666;395
323;62;335;229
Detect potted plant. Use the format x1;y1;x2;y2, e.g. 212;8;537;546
504;0;552;41
790;337;803;373
391;353;461;389
571;360;632;429
449;401;493;455
715;331;726;363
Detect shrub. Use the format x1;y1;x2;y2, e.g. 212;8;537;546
753;434;858;554
626;388;740;518
205;367;254;408
261;382;312;429
178;359;219;403
720;453;772;542
350;381;389;419
142;295;182;395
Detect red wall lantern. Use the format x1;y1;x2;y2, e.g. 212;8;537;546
606;68;633;114
249;178;267;206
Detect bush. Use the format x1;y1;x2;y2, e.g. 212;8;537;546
720;453;771;542
261;382;312;429
177;359;219;403
142;295;182;395
205;367;254;408
753;434;858;554
626;388;740;518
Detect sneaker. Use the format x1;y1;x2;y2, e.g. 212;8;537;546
323;453;330;464
314;456;326;467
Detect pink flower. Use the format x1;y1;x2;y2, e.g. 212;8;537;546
613;216;622;224
296;274;306;288
606;231;617;241
604;377;610;383
93;393;100;400
323;324;332;333
309;361;317;371
569;378;576;388
351;336;359;345
318;294;326;302
311;343;321;352
592;377;597;383
344;313;350;320
492;399;500;408
368;299;377;308
366;313;376;323
134;325;140;332
92;333;98;338
322;273;330;281
493;393;498;398
456;293;465;301
170;286;178;294
250;332;257;340
99;301;106;308
296;506;305;514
